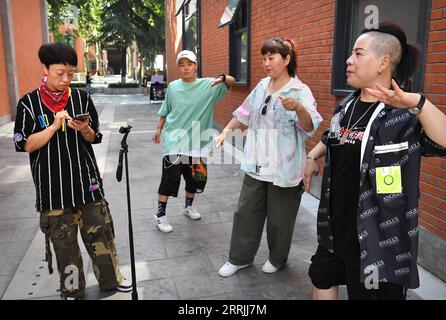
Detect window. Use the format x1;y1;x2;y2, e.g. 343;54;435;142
183;0;199;54
332;0;430;96
219;0;241;27
219;0;250;86
177;0;201;76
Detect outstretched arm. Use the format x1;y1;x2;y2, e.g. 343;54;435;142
209;74;236;88
214;117;246;148
418;101;446;147
366;80;446;147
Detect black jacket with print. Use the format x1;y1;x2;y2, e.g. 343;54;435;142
316;90;446;289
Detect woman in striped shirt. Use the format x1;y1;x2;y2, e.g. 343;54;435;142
13;43;131;300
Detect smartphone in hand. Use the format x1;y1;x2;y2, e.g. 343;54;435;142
73;113;90;121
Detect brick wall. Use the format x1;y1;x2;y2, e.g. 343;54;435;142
419;0;446;240
200;0;247;126
165;0;182;82
167;0;446;241
11;0;44;97
75;37;85;72
0;19;11;119
200;0;336;148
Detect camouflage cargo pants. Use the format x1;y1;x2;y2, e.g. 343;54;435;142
39;199;124;299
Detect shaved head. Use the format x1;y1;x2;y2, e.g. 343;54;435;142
360;32;402;76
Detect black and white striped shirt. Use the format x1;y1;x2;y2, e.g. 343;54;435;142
13;89;105;212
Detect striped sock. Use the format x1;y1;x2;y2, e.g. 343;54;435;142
185;196;194;208
157;201;167;218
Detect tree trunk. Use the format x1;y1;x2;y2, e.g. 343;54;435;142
163;52;167;81
139;56;144;83
121;47;127;83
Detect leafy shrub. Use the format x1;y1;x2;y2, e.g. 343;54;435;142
70;83;86;88
108;83;140;88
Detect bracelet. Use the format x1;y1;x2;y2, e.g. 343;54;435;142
306;156;318;160
217;73;226;82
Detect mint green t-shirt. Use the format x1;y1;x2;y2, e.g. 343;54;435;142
158;78;229;156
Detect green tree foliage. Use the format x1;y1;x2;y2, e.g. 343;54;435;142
46;0;76;43
100;0;165;79
47;0;165;79
77;0;104;45
47;0;103;44
133;0;165;68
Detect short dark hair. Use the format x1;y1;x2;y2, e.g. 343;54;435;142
261;37;297;77
361;21;420;87
38;43;78;69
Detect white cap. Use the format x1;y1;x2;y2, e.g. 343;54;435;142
176;50;197;65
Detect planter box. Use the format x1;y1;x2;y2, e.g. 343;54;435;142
92;87;145;95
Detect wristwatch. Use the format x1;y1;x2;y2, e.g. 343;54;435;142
408;93;426;115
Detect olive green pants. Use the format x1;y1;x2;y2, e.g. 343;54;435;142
40;199;124;299
228;174;304;268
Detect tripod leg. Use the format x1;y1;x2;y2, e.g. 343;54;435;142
124;152;138;300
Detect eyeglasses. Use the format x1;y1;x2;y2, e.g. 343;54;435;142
261;95;272;115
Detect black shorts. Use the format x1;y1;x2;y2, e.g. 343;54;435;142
308;244;407;300
158;155;208;197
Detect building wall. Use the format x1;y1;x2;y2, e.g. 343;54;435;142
200;0;244;127
165;0;183;81
11;0;45;97
0;18;11;119
166;0;446;249
75;37;85;73
200;0;336;150
419;0;446;241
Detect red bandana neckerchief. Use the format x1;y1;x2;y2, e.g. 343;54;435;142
39;76;71;113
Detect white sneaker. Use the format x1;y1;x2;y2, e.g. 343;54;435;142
262;260;280;273
218;261;250;277
154;214;173;233
116;278;133;292
183;206;201;220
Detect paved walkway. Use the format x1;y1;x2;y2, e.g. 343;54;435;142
1;94;445;300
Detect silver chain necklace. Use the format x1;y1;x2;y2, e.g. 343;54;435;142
340;96;379;145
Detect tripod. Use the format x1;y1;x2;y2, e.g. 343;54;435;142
116;125;138;300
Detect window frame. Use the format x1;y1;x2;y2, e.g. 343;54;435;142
179;0;202;77
218;0;242;27
331;0;431;96
228;0;251;87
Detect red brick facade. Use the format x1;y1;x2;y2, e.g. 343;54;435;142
11;0;45;97
419;0;446;240
166;0;446;242
0;0;46;122
165;0;182;82
0;19;11;119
